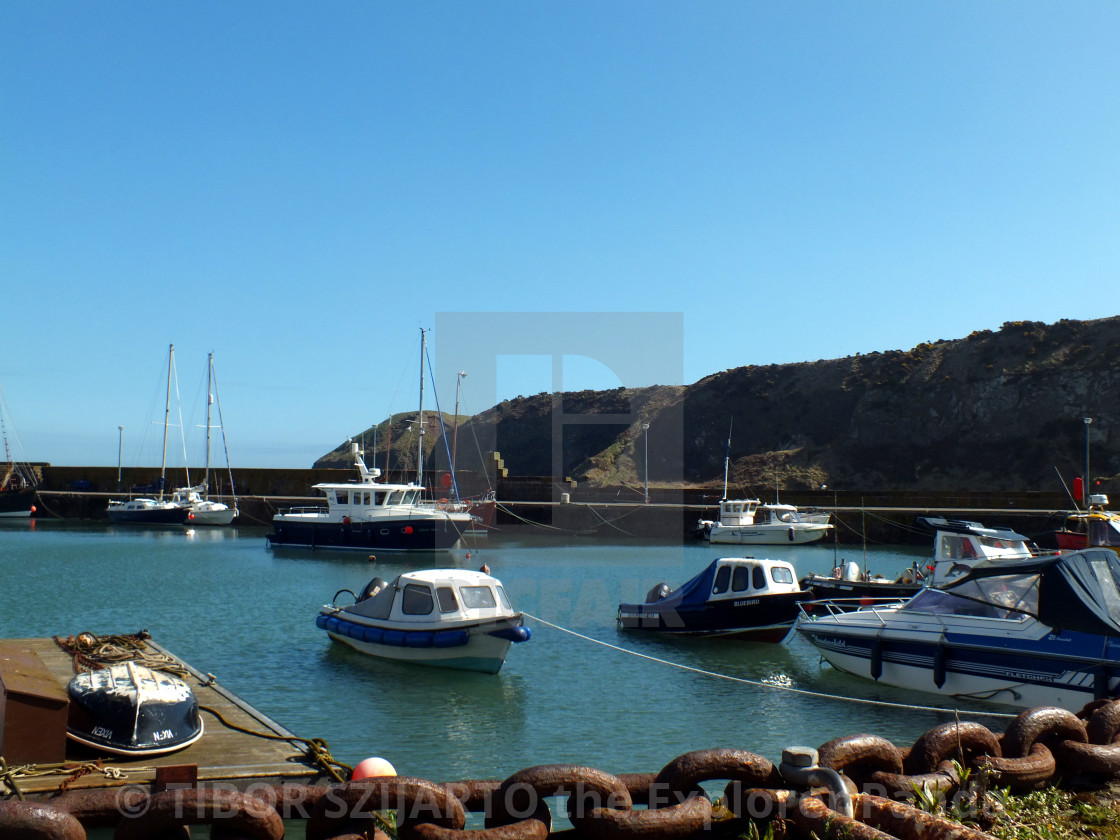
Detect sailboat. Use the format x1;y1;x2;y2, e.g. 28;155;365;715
266;328;474;552
170;353;238;525
0;383;37;519
107;345;190;525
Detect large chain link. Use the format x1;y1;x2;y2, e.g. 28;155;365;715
7;699;1120;840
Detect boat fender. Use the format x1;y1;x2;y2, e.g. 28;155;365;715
325;617;342;635
315;614;329;630
489;626;532;643
788;527;795;542
404;631;435;648
932;646;946;688
342;516;351;525
646;582;672;603
382;630;408;646
433;629;470;648
870;639;883;680
362;626;384;645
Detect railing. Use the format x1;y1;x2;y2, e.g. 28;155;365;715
796;597;906;624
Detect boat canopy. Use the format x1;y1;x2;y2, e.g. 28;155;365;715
941;548;1120;637
641;558;798;608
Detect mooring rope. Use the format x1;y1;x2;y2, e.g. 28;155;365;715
522;612;1018;722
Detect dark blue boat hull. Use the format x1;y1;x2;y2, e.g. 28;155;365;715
267;518;465;552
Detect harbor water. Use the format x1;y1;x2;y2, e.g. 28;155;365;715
0;520;1019;784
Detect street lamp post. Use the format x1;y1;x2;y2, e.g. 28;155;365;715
1084;416;1092;505
641;423;650;503
117;426;124;491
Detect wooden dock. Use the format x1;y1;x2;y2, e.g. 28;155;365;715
1;636;331;800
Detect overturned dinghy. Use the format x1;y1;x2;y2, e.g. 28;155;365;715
66;661;204;756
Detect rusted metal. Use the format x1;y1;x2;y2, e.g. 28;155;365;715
0;800;86;840
572;793;713;839
306;778;466;840
46;788;148;829
486;764;631;829
855;792;997;840
1000;706;1088;757
1085;698;1120;745
653;748;778;797
904;723;1002;773
113;788;282;840
977;742;1055;791
817;734;905;786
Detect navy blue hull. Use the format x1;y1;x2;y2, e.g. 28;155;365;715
107;507;190;525
618;592;810;642
267;518;465;552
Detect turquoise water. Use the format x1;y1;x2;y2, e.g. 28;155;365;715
0;520;1013;785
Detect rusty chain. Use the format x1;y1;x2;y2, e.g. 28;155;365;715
6;699;1120;840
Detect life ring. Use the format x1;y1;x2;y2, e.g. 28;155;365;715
438;498;449;510
832;566;842;579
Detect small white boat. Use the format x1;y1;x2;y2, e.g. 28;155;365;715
317;568;531;673
698;499;833;545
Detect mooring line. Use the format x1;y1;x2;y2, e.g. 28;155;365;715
521;612;1018;721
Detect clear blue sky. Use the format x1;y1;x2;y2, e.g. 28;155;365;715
2;2;1117;469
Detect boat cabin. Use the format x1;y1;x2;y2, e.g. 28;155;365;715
1086;496;1120;553
342;569;517;627
920;517;1039;586
704;557;802;600
714;499;760;527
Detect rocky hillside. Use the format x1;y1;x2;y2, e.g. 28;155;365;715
320;317;1120;494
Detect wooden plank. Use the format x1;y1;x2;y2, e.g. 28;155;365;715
2;637;332;800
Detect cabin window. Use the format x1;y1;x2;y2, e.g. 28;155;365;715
374;492;387;506
436;586;459;613
404;490;420;505
386;491;405;505
753;566;766;590
401;584;434;615
461;586;497;609
712;566;731;594
496;585;512;610
361;492;371;505
335;490;350;505
770;567;794;584
731;566;750;592
940;535;978;560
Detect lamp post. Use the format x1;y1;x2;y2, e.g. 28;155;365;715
641;423;650;503
116;426;124;491
1084;416;1092;505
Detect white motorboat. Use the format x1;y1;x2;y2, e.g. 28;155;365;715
698;499;833;545
267;442;475;551
617;556;811;642
796;542;1120;711
317;568;531;673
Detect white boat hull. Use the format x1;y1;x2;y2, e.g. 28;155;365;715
709;523;831;544
326;627;515;674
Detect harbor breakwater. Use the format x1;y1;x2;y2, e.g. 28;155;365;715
25;465;1080;545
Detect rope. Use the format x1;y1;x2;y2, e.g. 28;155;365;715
521;612;1018;722
199;705;353;783
52;631;189;677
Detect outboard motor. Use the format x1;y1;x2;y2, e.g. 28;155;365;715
645;582;672;603
359;577;386;601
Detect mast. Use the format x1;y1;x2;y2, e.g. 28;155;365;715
159;344;173;500
416;327;426;485
720;419;732;501
204;352;214;500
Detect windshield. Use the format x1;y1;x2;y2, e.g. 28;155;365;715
905;572;1038;620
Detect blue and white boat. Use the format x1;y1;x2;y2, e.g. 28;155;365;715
796;545;1120;710
317;568;531;674
617;556;811;643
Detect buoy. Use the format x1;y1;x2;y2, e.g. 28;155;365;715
480;564;491;574
352;757;397;780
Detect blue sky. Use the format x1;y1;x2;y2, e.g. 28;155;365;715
2;2;1117;469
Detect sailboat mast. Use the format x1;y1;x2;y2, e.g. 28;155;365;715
159;344;173;500
416;328;426;485
204;352;214;500
721;419;732;501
